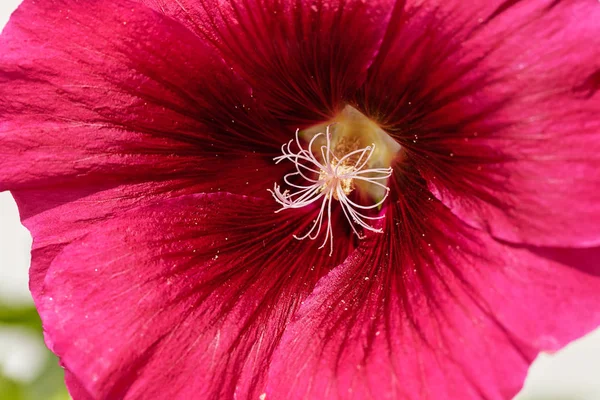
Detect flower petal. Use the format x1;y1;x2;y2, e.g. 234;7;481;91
433;0;600;247
0;0;287;193
143;0;397;125
2;0;294;295
37;193;353;399
266;199;600;399
357;0;600;247
14;181;201;301
64;370;95;400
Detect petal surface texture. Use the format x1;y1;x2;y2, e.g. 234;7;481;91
0;0;289;194
141;0;396;125
0;0;599;399
355;0;600;247
39;193;351;399
267;167;600;400
0;0;289;300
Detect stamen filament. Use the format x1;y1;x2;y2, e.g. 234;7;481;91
269;126;393;255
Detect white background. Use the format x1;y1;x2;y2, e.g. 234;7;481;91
0;1;598;398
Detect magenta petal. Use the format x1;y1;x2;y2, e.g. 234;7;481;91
2;0;294;296
267;223;600;399
64;370;94;400
435;1;600;247
14;181;204;301
37;193;351;399
3;1;598;399
0;0;288;193
359;0;600;247
143;0;396;125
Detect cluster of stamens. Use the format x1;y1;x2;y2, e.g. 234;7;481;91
269;126;393;255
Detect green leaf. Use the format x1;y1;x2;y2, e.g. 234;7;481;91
0;304;42;331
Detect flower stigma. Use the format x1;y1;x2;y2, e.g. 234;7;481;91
269;107;399;255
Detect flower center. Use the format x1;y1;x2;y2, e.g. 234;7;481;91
318;163;354;200
269;106;400;255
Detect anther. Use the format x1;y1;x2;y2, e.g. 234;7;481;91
268;126;393;255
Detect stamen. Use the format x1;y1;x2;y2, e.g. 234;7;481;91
268;126;393;255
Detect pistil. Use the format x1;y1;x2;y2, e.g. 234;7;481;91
269;126;393;255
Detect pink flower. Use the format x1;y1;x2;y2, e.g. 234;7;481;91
1;0;599;399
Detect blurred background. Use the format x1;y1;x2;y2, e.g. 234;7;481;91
0;191;70;400
0;1;599;399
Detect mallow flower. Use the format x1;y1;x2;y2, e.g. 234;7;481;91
1;0;599;398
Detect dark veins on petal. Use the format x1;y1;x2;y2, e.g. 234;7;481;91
0;0;599;399
266;159;600;400
40;194;352;399
142;0;396;126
